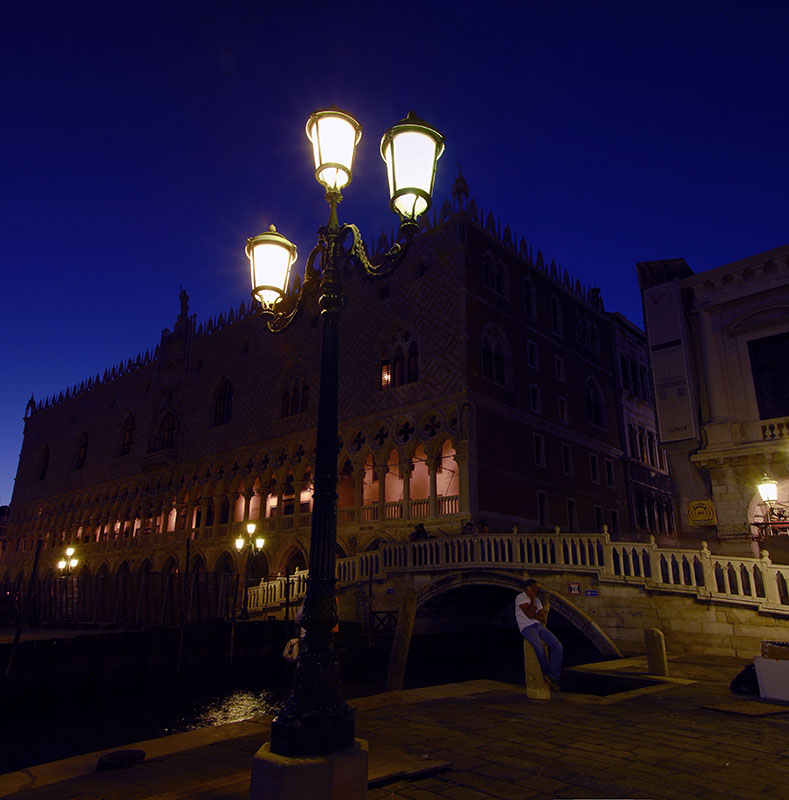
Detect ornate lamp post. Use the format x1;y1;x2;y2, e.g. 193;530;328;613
57;546;78;577
757;475;778;537
57;546;78;622
246;107;443;758
235;522;265;620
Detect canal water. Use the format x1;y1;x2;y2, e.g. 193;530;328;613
0;615;606;774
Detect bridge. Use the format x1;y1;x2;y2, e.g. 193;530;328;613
249;530;789;667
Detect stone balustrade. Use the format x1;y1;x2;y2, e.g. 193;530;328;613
247;531;789;615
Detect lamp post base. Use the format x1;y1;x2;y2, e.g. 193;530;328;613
270;715;355;757
250;738;368;800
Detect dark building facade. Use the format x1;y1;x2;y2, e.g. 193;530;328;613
1;181;669;589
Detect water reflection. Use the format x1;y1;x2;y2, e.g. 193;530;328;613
166;689;285;734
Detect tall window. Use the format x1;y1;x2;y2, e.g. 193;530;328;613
585;377;604;427
537;491;548;529
159;413;176;449
523;277;536;319
554;354;565;383
483;253;508;297
213;380;233;426
749;331;789;419
38;446;49;480
527;340;539;369
482;326;508;386
561;443;573;476
121;415;136;455
566;498;577;531
74;432;88;469
589;453;600;483
529;384;542;413
533;433;545;467
281;376;309;415
550;296;563;336
380;332;419;389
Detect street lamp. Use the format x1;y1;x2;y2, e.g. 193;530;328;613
246;107;443;757
757;475;778;537
235;522;265;620
57;546;78;577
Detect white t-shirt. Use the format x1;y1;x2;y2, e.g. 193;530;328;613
515;591;542;630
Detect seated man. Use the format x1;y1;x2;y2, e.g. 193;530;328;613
515;579;563;691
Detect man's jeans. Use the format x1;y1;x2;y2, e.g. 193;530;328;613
521;622;563;680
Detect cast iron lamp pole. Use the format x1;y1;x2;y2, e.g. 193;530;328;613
235;522;265;620
245;107;444;757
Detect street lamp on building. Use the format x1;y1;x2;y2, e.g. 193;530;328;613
245;107;443;757
757;475;778;537
235;522;265;620
57;546;78;577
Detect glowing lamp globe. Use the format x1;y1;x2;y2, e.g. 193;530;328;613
757;475;778;504
306;108;362;191
255;537;265;550
247;225;298;309
69;558;78;569
247;522;257;535
57;559;66;571
380;111;445;223
235;537;245;552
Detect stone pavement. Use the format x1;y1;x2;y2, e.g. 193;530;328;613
2;654;789;800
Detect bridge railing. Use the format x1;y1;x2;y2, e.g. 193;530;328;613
247;532;789;614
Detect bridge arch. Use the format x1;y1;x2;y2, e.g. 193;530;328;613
414;570;622;658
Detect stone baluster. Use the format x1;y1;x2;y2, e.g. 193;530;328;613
760;550;781;606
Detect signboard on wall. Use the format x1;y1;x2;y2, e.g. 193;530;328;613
644;280;698;442
688;500;717;526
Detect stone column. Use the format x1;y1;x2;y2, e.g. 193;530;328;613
428;457;438;517
292;480;303;529
377;465;387;522
353;467;364;524
453;443;470;513
400;462;413;520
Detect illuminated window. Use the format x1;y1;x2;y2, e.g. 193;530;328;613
380;360;392;389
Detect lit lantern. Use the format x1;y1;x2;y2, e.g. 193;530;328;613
247;225;298;309
757;475;778;504
235;537;245;552
380;111;445;223
247;522;257;535
305;107;362;191
255;537;265;550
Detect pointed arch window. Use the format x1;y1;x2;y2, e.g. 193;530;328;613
482;326;509;386
121;415;136;455
213;379;233;427
482;253;509;298
159;413;176;449
74;432;88;470
37;446;50;480
380;331;419;389
584;377;604;428
281;375;309;417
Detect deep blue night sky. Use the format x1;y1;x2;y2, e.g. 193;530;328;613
1;1;787;504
